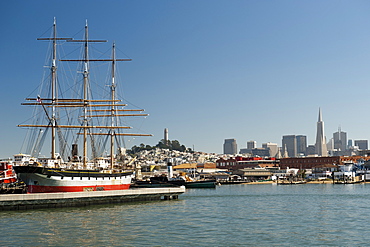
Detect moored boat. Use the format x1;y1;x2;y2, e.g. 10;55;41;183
131;180;180;188
13;19;151;193
184;180;217;188
14;166;132;193
0;161;27;194
0;161;17;184
150;176;217;188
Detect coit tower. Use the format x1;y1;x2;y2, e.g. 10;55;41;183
164;128;168;143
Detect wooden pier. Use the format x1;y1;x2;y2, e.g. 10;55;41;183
0;186;185;211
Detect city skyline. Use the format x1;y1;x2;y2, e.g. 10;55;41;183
2;1;370;158
231;108;369;156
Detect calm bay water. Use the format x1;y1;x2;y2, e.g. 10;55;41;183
1;183;370;246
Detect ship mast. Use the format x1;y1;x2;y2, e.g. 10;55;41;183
20;20;152;169
105;43;154;169
64;20;107;167
35;18;72;160
51;18;57;159
82;21;89;167
110;43;117;169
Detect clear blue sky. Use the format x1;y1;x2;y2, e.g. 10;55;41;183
1;0;370;158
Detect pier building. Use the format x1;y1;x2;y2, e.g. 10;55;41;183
279;156;370;170
216;156;279;171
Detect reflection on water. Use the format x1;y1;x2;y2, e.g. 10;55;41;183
1;184;370;246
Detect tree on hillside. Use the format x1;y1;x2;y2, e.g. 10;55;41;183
127;139;192;154
156;139;187;152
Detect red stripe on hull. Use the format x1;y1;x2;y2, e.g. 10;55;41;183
27;184;131;193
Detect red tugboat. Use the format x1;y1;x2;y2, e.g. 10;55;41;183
0;161;26;194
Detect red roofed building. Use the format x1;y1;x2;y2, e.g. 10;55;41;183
279;156;369;170
216;156;279;171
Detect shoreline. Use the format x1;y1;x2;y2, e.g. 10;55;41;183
242;180;368;185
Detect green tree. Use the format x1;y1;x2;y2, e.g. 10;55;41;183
127;139;191;154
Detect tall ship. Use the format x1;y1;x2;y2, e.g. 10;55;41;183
13;19;151;193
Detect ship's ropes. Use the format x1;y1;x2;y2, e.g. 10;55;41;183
96;130;110;158
56;126;68;161
31;127;49;158
88;129;98;159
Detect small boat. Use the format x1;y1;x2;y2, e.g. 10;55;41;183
278;180;307;185
150;176;217;188
131;180;181;188
13;19;151;193
0;161;27;194
0;161;17;185
184;180;217;188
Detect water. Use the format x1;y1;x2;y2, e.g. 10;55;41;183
1;183;370;246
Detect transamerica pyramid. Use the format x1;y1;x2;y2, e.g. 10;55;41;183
315;108;328;156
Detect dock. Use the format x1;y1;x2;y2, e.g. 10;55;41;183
0;186;185;211
277;181;307;185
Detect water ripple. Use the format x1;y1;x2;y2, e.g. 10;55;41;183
2;184;370;246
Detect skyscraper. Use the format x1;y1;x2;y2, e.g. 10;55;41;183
282;135;297;157
262;142;278;157
307;145;316;156
355;140;368;150
348;139;353;148
224;139;237;154
247;140;257;149
282;135;307;157
315;108;328;156
296;135;307;156
333;127;347;151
